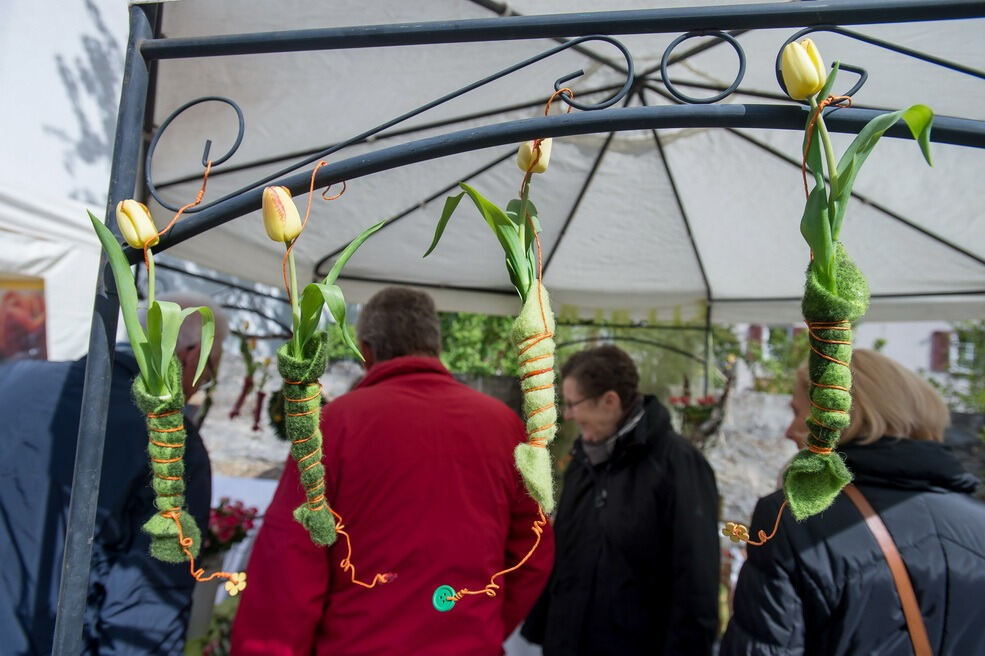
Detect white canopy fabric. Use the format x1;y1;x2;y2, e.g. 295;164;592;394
146;0;985;325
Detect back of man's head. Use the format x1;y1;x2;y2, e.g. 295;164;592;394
356;287;441;362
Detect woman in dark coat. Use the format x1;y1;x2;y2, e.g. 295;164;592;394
522;345;720;656
720;349;985;656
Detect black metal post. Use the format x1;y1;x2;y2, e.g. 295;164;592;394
50;5;155;654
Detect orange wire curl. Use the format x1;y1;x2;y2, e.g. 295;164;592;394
143;160;213;270
448;508;548;602
722;500;788;547
330;508;396;589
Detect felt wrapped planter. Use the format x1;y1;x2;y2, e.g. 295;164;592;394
276;330;337;546
511;282;558;515
783;242;870;520
133;357;201;563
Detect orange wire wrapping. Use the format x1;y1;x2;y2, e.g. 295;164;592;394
807;444;834;455
809;398;848;415
149;424;184;434
722;500;788;547
281;162;348;301
808;414;842;433
283;380;328;511
161;510;244;587
146;409;179;419
150;438;184;449
449;508;548;602
330;508;396;589
811;380;850;393
143;161;213;270
800;95;853;198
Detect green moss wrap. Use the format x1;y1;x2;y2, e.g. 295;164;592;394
132;358;200;563
510;283;557;514
784;242;870;520
276;331;336;546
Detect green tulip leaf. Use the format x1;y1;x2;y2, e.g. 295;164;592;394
296;219;385;349
303;282;363;361
187;306;215;386
145;300;167;392
88;211;150;382
902;104;934;167
149;300;215;395
458;183;530;298
323;219;386;286
831;105;933;239
423;193;465;257
507;198;542;267
800;183;834;291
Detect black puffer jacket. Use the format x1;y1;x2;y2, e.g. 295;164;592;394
522;396;720;656
721;438;985;656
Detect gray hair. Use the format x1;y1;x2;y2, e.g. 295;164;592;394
139;291;230;356
356;287;441;361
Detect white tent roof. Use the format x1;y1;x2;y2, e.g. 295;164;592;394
145;0;985;324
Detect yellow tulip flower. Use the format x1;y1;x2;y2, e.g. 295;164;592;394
116;200;159;249
781;38;826;101
262;186;303;243
516;138;552;174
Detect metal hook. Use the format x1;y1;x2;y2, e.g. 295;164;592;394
145;96;245;213
549;36;634;111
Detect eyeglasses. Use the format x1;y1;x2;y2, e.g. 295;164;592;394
564;395;598;410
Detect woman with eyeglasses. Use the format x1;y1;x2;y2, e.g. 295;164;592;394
522;344;720;656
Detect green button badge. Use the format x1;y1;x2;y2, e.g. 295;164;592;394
432;585;456;612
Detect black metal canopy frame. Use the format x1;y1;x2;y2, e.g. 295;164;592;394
54;1;985;652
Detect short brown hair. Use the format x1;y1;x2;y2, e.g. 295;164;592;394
560;344;640;408
356;287;441;361
796;348;950;445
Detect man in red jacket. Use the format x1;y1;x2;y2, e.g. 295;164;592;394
231;287;553;655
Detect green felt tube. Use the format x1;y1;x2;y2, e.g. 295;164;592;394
277;331;337;546
133;358;200;563
510;282;557;514
784;242;870;520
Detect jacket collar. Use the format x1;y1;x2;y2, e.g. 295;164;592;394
841;437;979;494
354;355;451;390
575;395;673;464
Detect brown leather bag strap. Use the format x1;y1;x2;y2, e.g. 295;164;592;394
843;484;933;656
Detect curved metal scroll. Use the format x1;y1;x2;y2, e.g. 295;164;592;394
144;35;634;214
660;31;747;104
145;96;245;212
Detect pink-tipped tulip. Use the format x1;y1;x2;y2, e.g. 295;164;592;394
261;186;303;243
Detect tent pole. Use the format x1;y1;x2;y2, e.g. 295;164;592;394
51;5;155;654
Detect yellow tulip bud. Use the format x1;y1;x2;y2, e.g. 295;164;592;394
516;138;552;174
115;200;159;249
261;186;303;243
781;38;826;101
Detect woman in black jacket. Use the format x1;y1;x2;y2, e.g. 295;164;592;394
720;349;985;656
522;345;720;656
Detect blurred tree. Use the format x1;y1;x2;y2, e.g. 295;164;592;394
745;326;810;394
